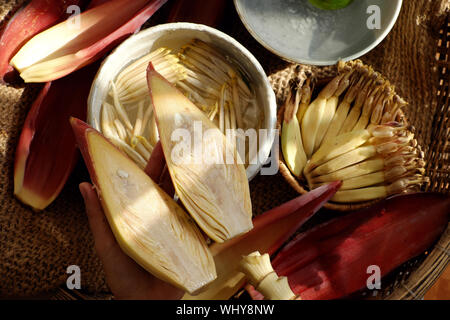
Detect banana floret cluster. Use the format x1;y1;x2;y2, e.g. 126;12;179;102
281;60;428;204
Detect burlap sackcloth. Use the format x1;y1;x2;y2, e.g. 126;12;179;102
0;0;448;298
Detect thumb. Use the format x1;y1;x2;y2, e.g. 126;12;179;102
79;182;119;256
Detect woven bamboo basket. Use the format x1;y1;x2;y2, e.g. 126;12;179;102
275;63;411;212
0;0;448;300
267;10;450;299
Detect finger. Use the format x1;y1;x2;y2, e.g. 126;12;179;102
79;182;119;256
144;141;165;182
244;284;265;300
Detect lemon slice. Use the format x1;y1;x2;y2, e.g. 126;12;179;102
308;0;353;10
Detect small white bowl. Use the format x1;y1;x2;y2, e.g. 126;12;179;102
234;0;402;66
88;22;277;181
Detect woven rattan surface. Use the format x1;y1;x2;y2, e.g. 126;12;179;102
0;0;448;299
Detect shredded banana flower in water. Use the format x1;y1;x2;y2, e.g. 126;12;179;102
100;39;261;168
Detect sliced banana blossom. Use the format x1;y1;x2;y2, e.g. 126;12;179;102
99;38;260;171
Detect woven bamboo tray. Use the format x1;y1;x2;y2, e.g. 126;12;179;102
275;66;410;212
0;0;448;300
267;10;450;300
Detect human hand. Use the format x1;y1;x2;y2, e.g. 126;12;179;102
79;142;183;300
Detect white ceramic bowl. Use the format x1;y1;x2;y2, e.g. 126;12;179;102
88;22;277;181
234;0;402;66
